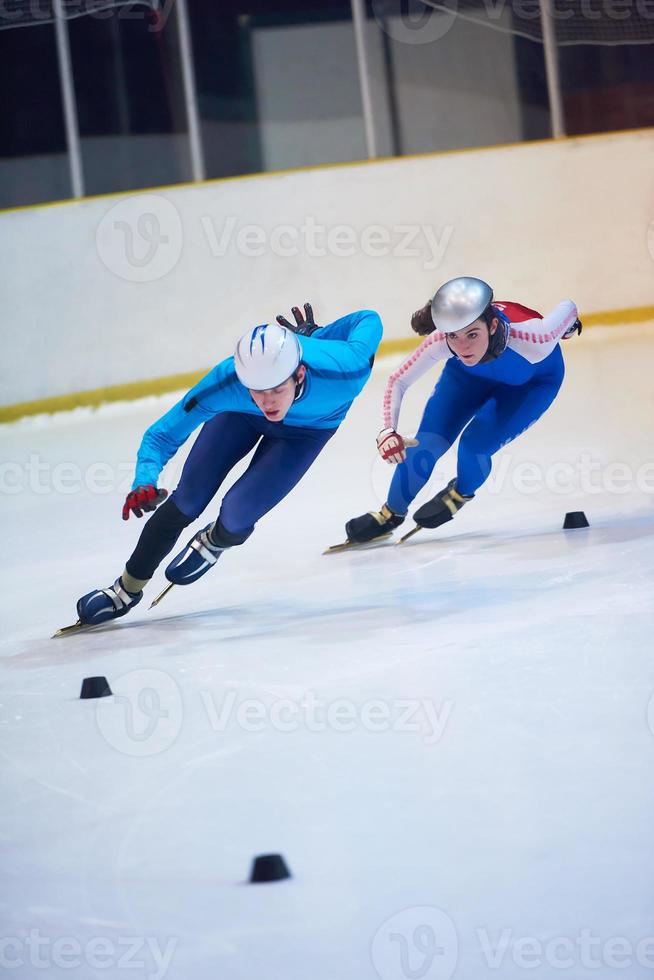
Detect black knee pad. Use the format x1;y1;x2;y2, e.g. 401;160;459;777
209;519;252;549
154;498;196;532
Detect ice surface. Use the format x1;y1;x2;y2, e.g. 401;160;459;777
1;325;654;979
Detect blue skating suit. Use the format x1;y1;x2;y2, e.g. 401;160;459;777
383;300;578;513
125;310;382;580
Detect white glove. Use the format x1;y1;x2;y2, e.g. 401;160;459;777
376;428;419;464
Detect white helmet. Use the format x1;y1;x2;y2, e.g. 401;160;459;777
430;277;493;334
234;323;302;390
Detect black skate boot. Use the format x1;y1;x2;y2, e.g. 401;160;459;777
77;577;143;626
165;520;250;585
413;479;473;529
345;503;405;544
165;524;224;585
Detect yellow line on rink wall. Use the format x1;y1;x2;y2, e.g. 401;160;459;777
582;306;654;327
0;372;207;424
2;305;653;424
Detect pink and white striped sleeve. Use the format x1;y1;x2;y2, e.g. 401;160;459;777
382;332;450;431
508;300;578;363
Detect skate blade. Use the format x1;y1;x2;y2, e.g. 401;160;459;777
52;619;86;638
397;525;422;544
149;582;175;609
323;532;393;555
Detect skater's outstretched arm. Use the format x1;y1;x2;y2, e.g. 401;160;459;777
506;300;578;363
133;361;243;488
300;309;383;389
382;331;451;431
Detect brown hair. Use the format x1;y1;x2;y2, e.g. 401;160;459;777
411;301;435;336
479;304;499;328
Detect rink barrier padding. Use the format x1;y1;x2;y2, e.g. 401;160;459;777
1;307;653;424
3;128;652;410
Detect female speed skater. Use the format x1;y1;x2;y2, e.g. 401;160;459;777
344;276;582;545
65;305;382;631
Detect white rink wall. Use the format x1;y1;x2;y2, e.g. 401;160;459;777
2;128;654;407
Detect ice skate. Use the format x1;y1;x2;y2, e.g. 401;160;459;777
165;524;225;586
325;504;404;553
53;578;143;637
411;480;473;531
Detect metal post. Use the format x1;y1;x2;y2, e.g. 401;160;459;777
540;0;565;138
53;0;84;197
175;0;205;181
351;0;378;158
109;12;130;135
379;13;402;156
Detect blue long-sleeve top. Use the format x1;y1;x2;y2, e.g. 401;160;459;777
132;309;383;488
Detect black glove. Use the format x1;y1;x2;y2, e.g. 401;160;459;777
562;317;582;340
276;303;321;337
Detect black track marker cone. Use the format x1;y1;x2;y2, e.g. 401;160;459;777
563;511;589;529
80;676;112;699
249;853;291;883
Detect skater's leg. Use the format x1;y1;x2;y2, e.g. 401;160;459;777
412;371;564;530
164;424;336;585
125;413;260;582
218;426;336;535
346;364;492;544
456;374;564;496
386;362;493;514
124;498;195;585
170;412;261;518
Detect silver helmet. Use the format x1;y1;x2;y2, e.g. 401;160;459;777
430;277;493;334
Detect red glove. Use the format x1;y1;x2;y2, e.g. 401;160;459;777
376;429;419;464
122;485;168;520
